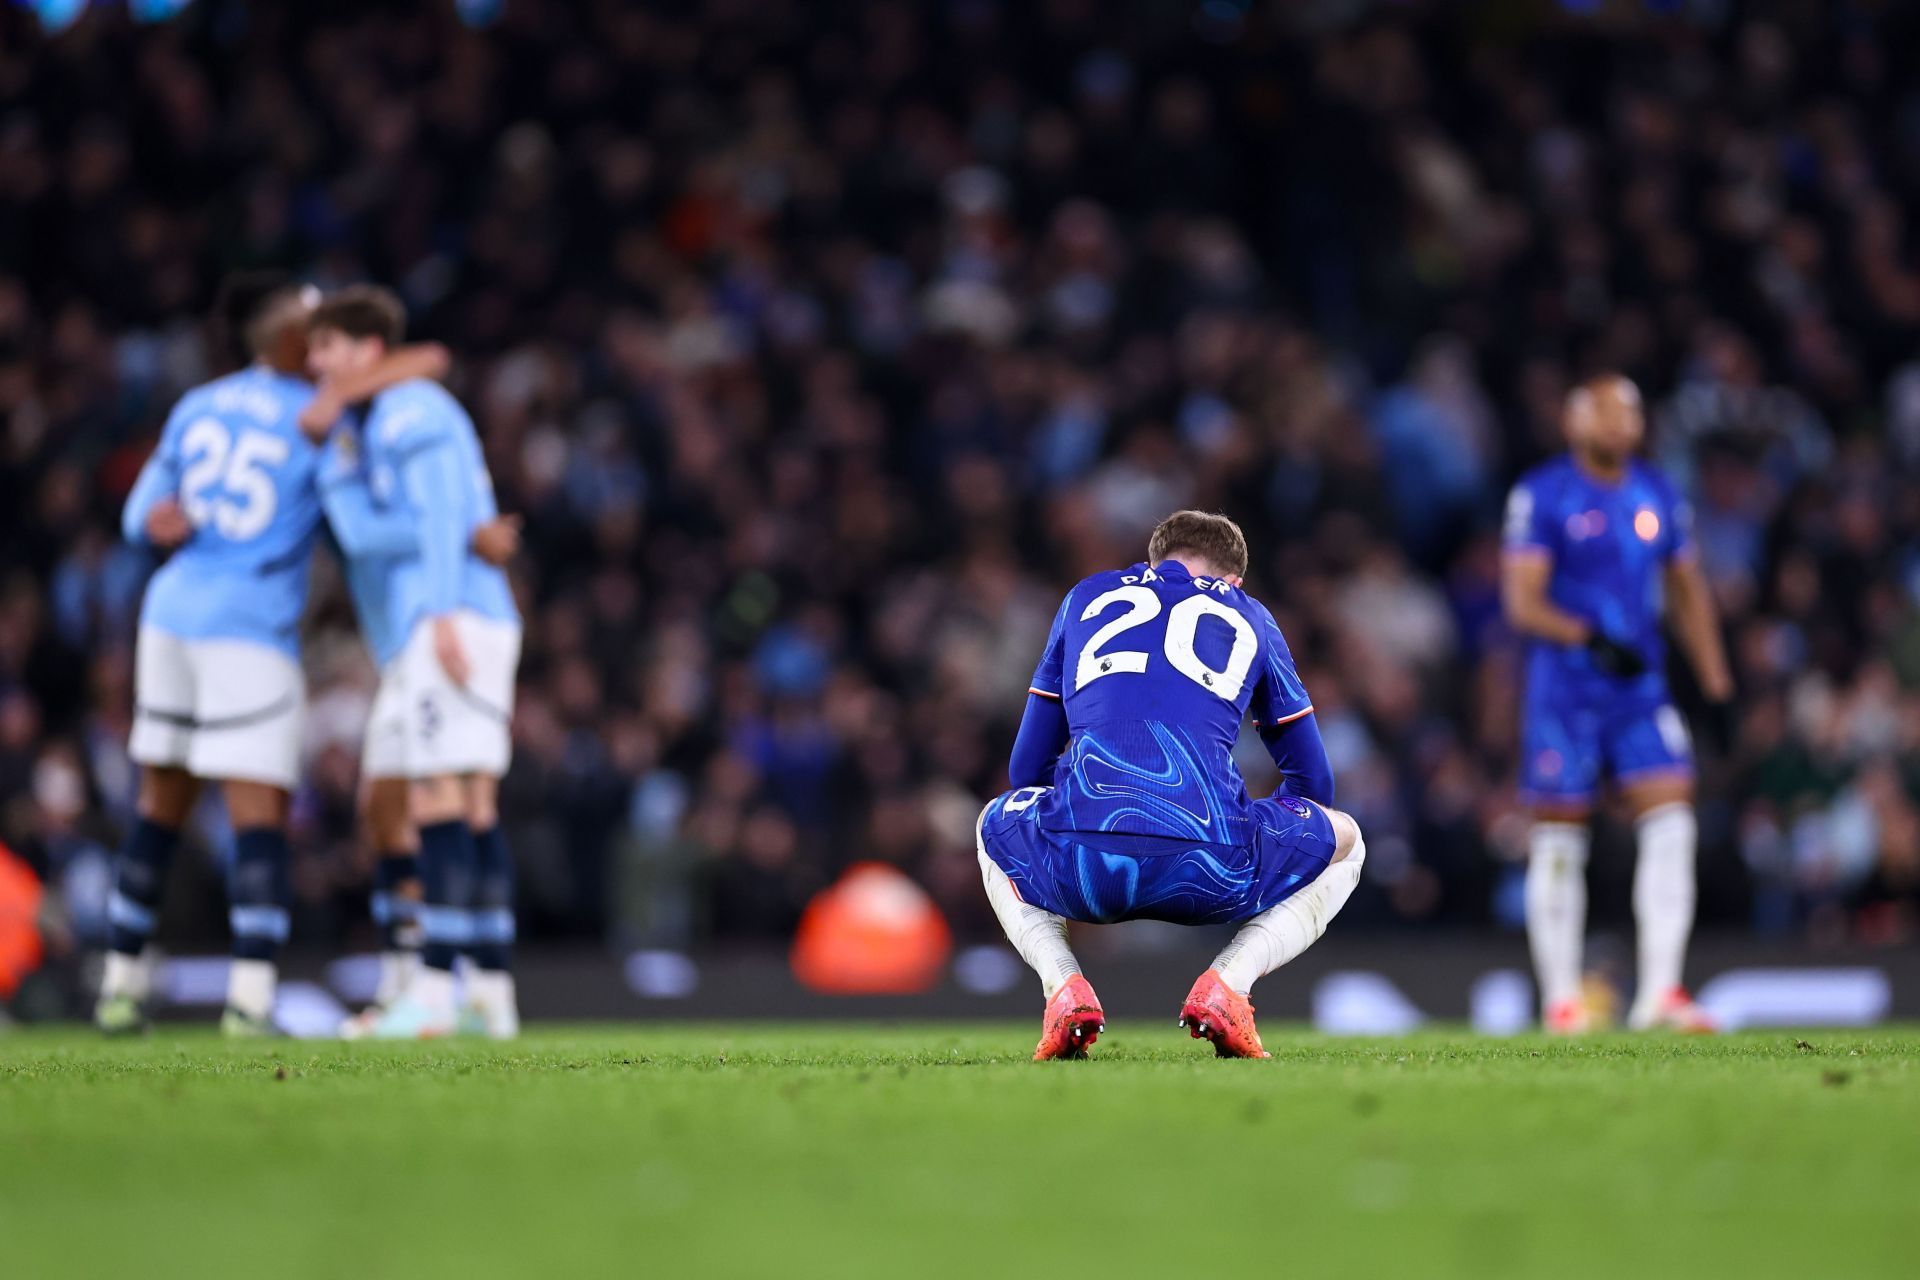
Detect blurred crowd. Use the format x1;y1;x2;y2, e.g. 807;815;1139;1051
3;0;1919;964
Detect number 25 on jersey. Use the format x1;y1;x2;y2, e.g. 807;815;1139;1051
179;419;290;541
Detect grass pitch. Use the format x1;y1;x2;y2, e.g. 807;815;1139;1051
2;1024;1914;1279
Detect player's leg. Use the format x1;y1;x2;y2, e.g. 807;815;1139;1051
97;765;200;1033
1614;706;1712;1032
362;615;496;1038
218;780;292;1035
343;657;422;1036
377;772;471;1037
975;792;1103;1060
181;638;306;1036
100;626;202;1032
349;776;422;1031
1185;800;1364;1058
454;614;519;1037
1520;699;1599;1033
462;772;518;1039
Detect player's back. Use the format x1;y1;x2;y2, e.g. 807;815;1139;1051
138;367;322;655
366;379;517;636
1505;454;1689;707
1029;560;1312;849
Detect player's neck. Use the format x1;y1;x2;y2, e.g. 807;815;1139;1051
1571;450;1629;486
1155;557;1215;580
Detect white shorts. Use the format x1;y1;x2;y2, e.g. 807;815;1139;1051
362;611;520;781
128;628;305;790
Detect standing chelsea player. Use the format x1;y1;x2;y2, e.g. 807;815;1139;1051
98;273;444;1035
978;511;1365;1060
306;287;524;1039
1501;374;1734;1033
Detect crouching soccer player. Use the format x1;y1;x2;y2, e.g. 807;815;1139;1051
306;287;523;1039
98;273;447;1035
977;511;1364;1060
1501;374;1734;1033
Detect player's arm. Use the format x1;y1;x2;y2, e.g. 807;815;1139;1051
1498;550;1588;647
322;473;520;566
397;430;473;684
1664;555;1733;703
1008;592;1073;786
1008;692;1068;788
1247;602;1333;806
122;409;191;549
1258;712;1334;808
300;343;452;440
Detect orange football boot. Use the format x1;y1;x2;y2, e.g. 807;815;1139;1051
1179;969;1270;1058
1628;986;1718;1034
1033;974;1105;1060
1544;997;1593;1035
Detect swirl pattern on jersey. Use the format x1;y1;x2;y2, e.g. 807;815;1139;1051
1048;720;1248;845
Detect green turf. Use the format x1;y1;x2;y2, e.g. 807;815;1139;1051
2;1024;1914;1279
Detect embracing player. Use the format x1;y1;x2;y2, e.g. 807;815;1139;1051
305;286;523;1039
97;273;443;1036
977;511;1365;1059
1502;373;1734;1033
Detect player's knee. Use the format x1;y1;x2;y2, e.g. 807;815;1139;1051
410;775;465;827
222;779;288;830
1624;776;1693;819
465;775;500;831
1326;808;1365;866
137;766;199;828
364;777;415;853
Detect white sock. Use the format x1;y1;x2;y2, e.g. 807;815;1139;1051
375;950;419;1006
1633;802;1698;1004
102;949;152;1002
1526;822;1589;1011
226;959;277;1021
412;965;457;1018
977;847;1080;999
1213;833;1367;996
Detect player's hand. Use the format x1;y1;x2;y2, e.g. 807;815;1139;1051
299;389;345;442
145;497;192;549
471;515;522;567
432;615;472;687
1698;697;1739;757
1585;631;1648;678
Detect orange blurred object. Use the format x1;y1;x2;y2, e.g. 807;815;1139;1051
0;842;45;1001
790;862;952;995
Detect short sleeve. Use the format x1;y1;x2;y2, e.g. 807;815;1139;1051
1661;478;1696;563
1028;590;1072;699
1502;477;1555;557
1247;602;1313;727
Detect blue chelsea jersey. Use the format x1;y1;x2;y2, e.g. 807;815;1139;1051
1025;561;1313;847
1503;455;1694;708
122;367;322;656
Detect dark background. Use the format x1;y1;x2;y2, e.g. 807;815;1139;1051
2;0;1917;978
